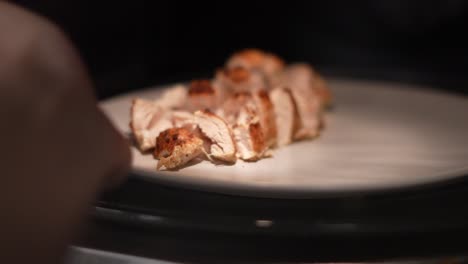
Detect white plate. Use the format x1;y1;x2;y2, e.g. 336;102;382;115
100;78;468;198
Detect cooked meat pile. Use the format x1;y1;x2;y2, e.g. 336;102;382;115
130;49;332;170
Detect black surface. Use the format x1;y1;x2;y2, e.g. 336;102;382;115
76;170;468;263
15;1;468;98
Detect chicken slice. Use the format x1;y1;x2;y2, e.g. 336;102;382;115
273;64;323;140
130;99;173;151
290;87;322;140
226;49;284;86
193;110;237;163
170;110;195;128
156;84;188;109
274;63;332;108
216;92;253;122
129;84;189;151
252;90;277;148
186;79;226;112
218;91;276;148
313;71;332;108
218;94;269;161
232;116;268;161
214;66;266;93
154;127;204;170
269;87;297;147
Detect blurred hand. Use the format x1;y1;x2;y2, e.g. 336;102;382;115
0;2;131;264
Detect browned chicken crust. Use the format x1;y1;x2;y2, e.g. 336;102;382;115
254;90;277;147
188;80;215;95
227;49;285;76
154;127;204;170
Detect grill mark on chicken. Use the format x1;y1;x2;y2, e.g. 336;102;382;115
249;122;265;154
254;90;277;147
188;80;215;95
222;67;251;83
186;80;221;112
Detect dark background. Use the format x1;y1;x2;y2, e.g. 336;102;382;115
15;1;468;99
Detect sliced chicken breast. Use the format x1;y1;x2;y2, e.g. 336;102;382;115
130;49;332;170
218;94;269;161
232;117;268;161
170;110;196;129
226;49;284;85
186;79;224;112
275;63;332;108
193;110;237;163
269;87;296;147
312;71;332;108
156;84;188;109
154;127;204;170
214;67;266;93
290;87;322;140
252;90;277;147
219;91;276;148
216;92;253;122
130;99;173;151
274;64;323;140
